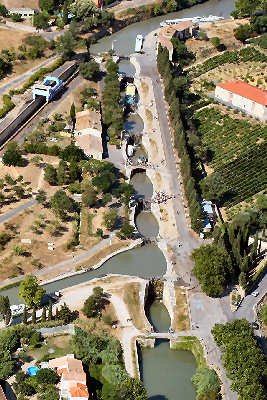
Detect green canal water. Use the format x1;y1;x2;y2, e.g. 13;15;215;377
1;244;166;305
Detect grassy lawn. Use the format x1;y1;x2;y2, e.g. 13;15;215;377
172;336;206;368
123;282;144;331
173;287;190;331
27;335;72;362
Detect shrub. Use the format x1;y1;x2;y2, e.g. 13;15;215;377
191;367;221;397
0;94;15;119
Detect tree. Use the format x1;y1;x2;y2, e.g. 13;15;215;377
58;303;74;324
103;209;118;230
82;183;97;207
69;102;76;132
0;295;10;324
232;0;261;17
55;31;76;60
102;376;148;400
50;190;72;219
48;300;53;321
106;59;119;74
2;142;23;167
32;307;37;324
200;172;226;205
36;189;47;204
33;13;49;30
92;171;116;193
79;61;100;81
69;160;81;183
60;144;85;162
191;367;221;398
41;307;46;322
234;24;252;42
31;155;43;166
44;164;57;185
0;3;8;17
36;368;59;384
57;160;68;185
19;275;45;308
82;287;104;318
119;223;135;239
39;0;55;13
70;0;98;20
210;37;221;48
62;0;69;25
192;244;233;297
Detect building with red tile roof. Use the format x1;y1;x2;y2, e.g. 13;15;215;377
49;354;90;400
158;21;197;60
215;80;267;121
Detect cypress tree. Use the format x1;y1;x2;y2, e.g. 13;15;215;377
5;308;11;326
55;307;59;320
41;307;46;322
62;0;68;25
48;300;53;321
32;307;37;324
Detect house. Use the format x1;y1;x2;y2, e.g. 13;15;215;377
74;109;103;160
9;8;36;17
158;21;197;60
214;80;267;122
49;354;89;400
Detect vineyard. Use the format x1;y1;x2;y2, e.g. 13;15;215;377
194;108;267;207
188;47;267;78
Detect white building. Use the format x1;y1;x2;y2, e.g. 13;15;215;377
215;80;267;122
9;8;36;17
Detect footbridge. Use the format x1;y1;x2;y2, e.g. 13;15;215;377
145;331;194;340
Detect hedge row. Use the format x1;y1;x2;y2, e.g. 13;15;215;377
0;94;15;119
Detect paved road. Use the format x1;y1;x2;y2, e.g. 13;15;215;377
0;56;58;97
0;198;36;224
132;32;240;399
133;33;201;283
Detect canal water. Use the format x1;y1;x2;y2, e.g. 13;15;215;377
118;59;136;76
147;300;170;332
141;300;196;399
140;340;197;400
1;244;166;305
124;113;144;135
91;0;235;56
136;211;159;238
130;172;154;199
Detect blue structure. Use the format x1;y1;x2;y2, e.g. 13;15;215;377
27;366;40;376
33;76;63;102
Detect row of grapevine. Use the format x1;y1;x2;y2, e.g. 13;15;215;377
188;47;267;78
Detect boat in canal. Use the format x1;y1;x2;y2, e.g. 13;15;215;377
135;34;144;52
160;15;224;27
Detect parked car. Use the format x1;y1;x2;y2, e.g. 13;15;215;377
251;291;259;297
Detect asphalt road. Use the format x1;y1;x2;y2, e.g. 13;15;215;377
0;56;58;97
0;198;36;224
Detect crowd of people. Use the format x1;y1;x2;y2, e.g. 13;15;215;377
151;191;175;204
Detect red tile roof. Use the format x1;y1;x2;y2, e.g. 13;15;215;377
217;80;267;106
69;382;89;398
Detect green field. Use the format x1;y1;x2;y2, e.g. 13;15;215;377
194;108;267;207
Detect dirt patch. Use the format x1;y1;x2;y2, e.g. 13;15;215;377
173;286;190;331
0;202;75;279
0;28;28;51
